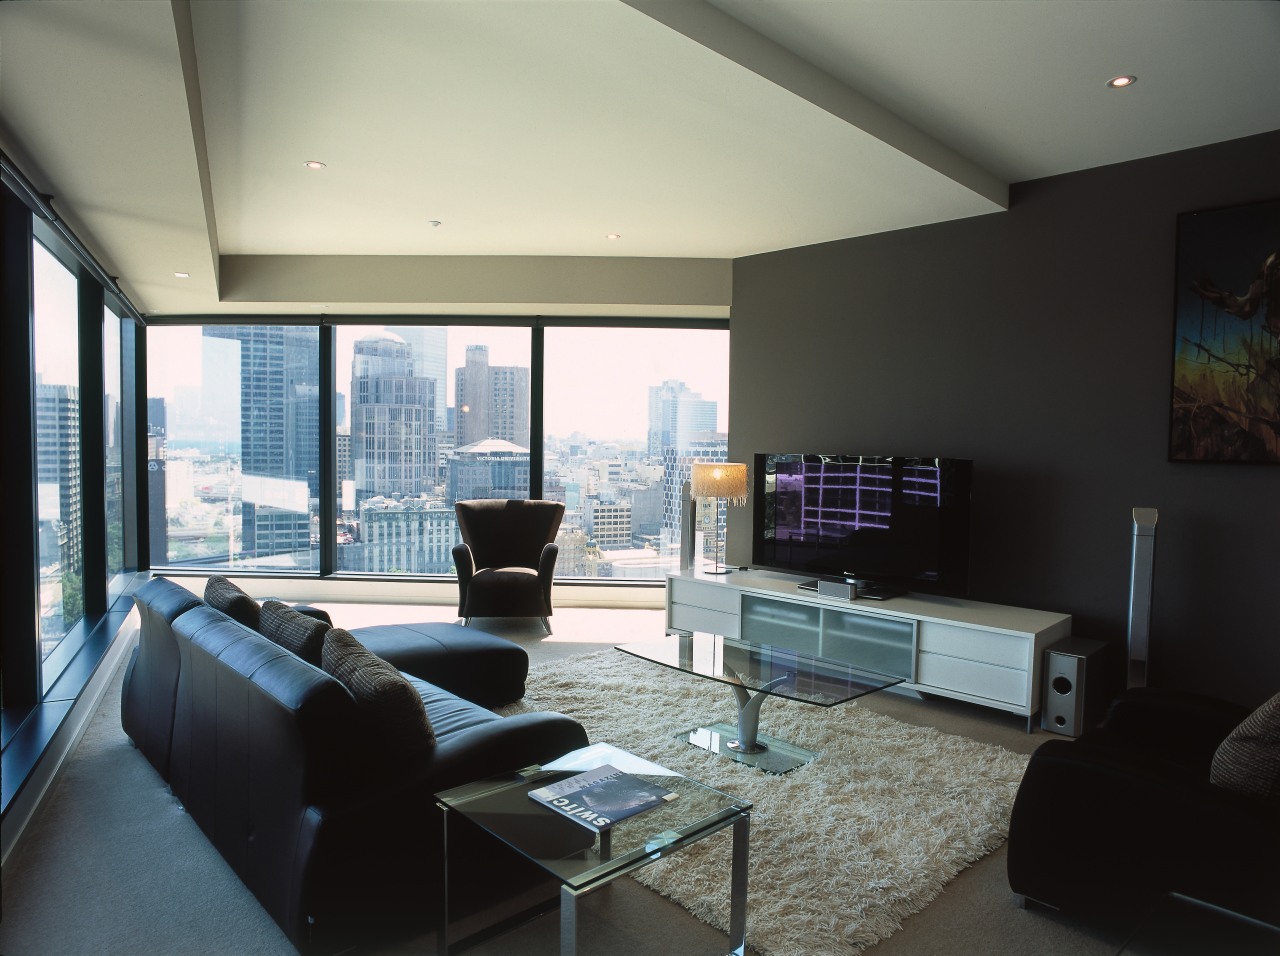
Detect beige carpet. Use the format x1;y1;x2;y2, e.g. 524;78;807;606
501;650;1030;956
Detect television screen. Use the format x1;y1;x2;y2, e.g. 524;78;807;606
752;454;973;598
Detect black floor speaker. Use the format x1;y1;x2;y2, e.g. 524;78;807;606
1041;637;1109;736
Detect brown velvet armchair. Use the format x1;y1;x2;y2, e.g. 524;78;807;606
452;499;565;633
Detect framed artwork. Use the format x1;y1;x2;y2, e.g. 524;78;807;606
1169;197;1280;463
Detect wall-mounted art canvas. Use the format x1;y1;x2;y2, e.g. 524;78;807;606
1170;197;1280;463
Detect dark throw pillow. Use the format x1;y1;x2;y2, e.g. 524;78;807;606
259;600;328;667
1210;690;1280;801
322;628;435;754
204;575;261;629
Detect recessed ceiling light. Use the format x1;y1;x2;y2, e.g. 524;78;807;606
174;272;190;278
304;160;326;169
606;233;622;240
1106;75;1137;89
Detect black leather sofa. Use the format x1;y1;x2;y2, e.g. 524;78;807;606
1007;686;1280;930
121;576;589;953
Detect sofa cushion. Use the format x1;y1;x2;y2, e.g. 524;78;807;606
322;628;435;754
259;600;328;667
1211;690;1280;801
353;621;528;708
204;575;261;630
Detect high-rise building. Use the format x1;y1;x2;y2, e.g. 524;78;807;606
586;499;631;549
647;379;717;459
336;427;352;485
348;498;459;575
395;327;447;482
455;344;529;447
446;438;530;503
35;380;83;576
661;435;728;554
204;326;319;561
350;330;433;503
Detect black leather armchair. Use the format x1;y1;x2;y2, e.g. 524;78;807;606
453;499;565;633
1007;687;1280;929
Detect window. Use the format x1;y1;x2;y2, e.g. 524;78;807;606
543;326;729;579
334;325;531;575
146;325;321;572
104;304;126;595
32;239;84;667
142;319;727;581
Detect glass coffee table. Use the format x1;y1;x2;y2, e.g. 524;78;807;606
619;632;904;774
436;742;752;956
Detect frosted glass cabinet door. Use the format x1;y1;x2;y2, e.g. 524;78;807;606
821;608;916;679
740;595;821;657
739;594;916;678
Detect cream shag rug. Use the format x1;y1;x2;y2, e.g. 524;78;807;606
501;650;1028;956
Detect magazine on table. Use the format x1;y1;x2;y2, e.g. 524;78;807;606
528;763;678;831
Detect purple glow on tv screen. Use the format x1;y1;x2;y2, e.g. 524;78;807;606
752;454;973;597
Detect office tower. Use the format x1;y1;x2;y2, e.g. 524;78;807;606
586;499;632;549
661;435;728;554
336;428;352;485
454;344;530;447
35;380;83;579
146;397;167;438
352;500;460;575
446;438;530;503
629;482;664;542
396;327;447;482
205;326;319;562
647;379;718;459
350;330;433;504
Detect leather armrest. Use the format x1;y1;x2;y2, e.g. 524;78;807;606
426;711;588;796
1008;737;1280;924
1095;687;1250;766
537;542;559;605
452;543;475;613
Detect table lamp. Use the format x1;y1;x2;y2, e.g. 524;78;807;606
690;462;749;575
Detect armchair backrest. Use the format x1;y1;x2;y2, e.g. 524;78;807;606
455;499;564;570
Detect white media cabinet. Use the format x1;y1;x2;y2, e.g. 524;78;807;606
665;569;1072;731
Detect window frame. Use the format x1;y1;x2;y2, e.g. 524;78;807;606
141;315;729;583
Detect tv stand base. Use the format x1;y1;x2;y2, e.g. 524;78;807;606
667;569;1072;730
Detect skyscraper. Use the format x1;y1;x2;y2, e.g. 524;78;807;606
648;379;717;459
395;327;447;430
455;344;530;447
204;326;319;561
35;379;83;578
446;438;530;503
350;330;433;503
661;435;728;556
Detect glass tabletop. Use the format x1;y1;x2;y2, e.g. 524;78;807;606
435;743;750;893
617;632;904;705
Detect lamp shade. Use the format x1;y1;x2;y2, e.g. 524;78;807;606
690;462;749;504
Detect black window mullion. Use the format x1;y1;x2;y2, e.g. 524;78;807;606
134;323;151;571
530;321;544;498
120;317;142;573
78;269;107;617
319;324;336;575
2;185;41;710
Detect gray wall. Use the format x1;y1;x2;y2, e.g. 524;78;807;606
728;129;1280;707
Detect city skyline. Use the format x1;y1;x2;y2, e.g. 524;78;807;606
151;324;728;443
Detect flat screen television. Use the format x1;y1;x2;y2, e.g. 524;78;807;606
751;454;973;599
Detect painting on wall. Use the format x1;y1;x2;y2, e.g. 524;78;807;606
1169;197;1280;463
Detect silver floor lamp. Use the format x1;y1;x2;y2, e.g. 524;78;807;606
690;462;749;574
